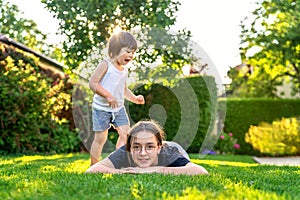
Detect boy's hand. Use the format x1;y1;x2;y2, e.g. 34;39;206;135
135;95;145;105
106;96;118;108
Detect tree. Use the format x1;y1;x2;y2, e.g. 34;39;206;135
0;0;50;54
237;0;300;97
227;62;282;98
41;0;201;83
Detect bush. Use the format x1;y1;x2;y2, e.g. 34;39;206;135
214;132;240;154
0;42;80;154
245;117;300;156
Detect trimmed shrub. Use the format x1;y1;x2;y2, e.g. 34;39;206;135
128;76;218;153
245;117;300;156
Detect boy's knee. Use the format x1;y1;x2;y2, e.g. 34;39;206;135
118;131;128;139
119;134;127;142
116;125;129;134
94;131;108;142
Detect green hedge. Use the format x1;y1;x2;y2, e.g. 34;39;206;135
218;98;300;155
128;76;218;153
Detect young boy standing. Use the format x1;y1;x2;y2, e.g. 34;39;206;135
89;31;145;166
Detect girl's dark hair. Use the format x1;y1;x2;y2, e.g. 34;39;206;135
108;31;137;58
126;119;165;152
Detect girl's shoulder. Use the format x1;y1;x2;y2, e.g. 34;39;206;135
108;146;130;169
162;141;190;160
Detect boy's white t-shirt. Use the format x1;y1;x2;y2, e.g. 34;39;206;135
92;60;128;112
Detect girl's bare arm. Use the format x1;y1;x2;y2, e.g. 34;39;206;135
86;157;123;174
122;163;209;176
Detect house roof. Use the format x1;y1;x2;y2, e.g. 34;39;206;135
0;33;65;72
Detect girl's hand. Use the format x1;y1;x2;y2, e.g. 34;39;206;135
121;167;139;174
121;166;164;174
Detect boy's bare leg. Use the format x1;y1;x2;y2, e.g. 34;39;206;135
115;125;130;149
90;130;108;166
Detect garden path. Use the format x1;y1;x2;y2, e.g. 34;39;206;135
253;156;300;166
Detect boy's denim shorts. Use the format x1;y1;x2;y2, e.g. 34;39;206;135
92;107;129;132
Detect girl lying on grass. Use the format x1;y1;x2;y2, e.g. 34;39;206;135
86;119;208;175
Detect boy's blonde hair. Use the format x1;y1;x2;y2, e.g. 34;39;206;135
108;31;137;58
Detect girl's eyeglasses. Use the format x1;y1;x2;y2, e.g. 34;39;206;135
131;145;157;154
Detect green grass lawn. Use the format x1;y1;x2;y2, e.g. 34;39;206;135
1;153;299;200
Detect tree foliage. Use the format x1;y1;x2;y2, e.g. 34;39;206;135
233;0;300;97
227;63;281;97
0;0;50;54
41;0;199;84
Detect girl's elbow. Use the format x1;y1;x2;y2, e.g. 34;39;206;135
195;166;209;175
85;168;95;173
187;164;209;175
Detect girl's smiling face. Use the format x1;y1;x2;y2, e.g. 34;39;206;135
130;131;161;168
